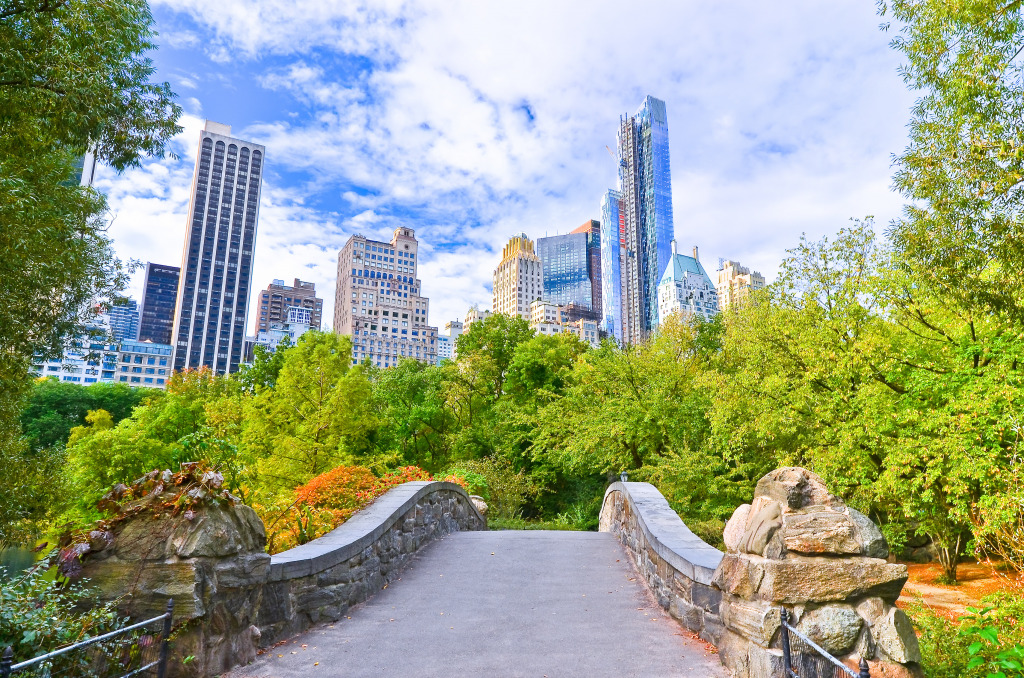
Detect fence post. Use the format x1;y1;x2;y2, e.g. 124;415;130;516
780;607;792;676
156;599;173;678
859;657;870;678
1;646;12;678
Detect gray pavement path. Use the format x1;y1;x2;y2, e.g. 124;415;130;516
229;531;726;678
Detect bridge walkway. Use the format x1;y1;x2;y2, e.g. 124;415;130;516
229;530;725;678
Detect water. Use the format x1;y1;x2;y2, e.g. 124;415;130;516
0;547;35;579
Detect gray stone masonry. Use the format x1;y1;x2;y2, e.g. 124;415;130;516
258;481;486;644
599;470;924;678
79;480;484;677
599;481;726;646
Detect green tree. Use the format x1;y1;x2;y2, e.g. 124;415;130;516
244;332;375;497
368;359;455;471
20;379;151;452
0;0;181;544
237;337;292;393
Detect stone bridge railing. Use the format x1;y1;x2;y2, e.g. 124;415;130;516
79;480;485;678
600;468;923;678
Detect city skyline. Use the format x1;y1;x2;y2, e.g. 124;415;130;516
91;1;914;330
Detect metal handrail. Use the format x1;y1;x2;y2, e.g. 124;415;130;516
1;599;173;678
780;607;869;678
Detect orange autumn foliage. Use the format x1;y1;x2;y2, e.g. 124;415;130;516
259;465;468;554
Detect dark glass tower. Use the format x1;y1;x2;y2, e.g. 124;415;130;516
615;95;674;344
172;121;264;374
139;263;181;345
537;232;591;309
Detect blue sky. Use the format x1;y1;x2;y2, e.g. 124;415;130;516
96;0;915;331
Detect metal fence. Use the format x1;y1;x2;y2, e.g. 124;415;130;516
1;600;173;678
780;607;870;678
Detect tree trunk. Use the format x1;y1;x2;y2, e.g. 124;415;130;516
935;532;962;582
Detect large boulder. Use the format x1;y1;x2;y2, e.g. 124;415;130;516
68;466;270;678
712;467;914;678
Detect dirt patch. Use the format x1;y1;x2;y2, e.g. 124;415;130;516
897;562;1014;620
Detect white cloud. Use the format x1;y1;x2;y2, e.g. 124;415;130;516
105;1;915;333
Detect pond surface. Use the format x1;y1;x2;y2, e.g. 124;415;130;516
0;547;35;579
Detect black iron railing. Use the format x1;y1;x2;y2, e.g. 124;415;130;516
0;599;173;678
780;607;869;678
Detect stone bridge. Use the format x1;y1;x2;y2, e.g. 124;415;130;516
78;469;922;678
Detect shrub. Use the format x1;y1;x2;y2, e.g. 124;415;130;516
0;558;127;676
911;589;1024;678
259;465;468;554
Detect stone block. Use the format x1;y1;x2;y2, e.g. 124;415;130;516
712;553;766;600
754;467;840;510
746;644;785;678
81;560;201;619
719;596;780;647
701;611;725;646
723;504;751;553
716;553;908;603
782;509;861;556
691;581;722;613
793;604;863;655
740;500;782;556
848;508;889;559
873;607;922;664
670;596;704;632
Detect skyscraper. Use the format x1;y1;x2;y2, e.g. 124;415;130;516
610;95;675;344
256;278;323;333
537;232;590;309
571;219;602;314
108;300;140;342
139;263;180;345
172;120;264;375
600;189;624;343
493;234;544;320
333;227;438;367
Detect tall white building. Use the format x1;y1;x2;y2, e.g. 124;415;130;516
657;243;719;323
30;314;119;385
493;234;543;320
436;320;463;364
715;259;766;312
172;120;264;375
333;227;438;368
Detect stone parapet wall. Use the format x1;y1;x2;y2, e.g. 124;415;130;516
78;479;485;677
258;481;485;644
599;481;726;645
601;470;923;678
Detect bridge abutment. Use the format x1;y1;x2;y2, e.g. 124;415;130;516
599;468;923;678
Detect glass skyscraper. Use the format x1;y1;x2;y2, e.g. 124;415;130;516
108;300;140;342
611;95;675;344
600;189;624;343
172;121;264;375
537;232;591;309
139;262;180;345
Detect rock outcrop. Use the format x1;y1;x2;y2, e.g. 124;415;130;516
714;467;921;678
74;466;268;678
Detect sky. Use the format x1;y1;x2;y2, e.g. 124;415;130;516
95;0;916;333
